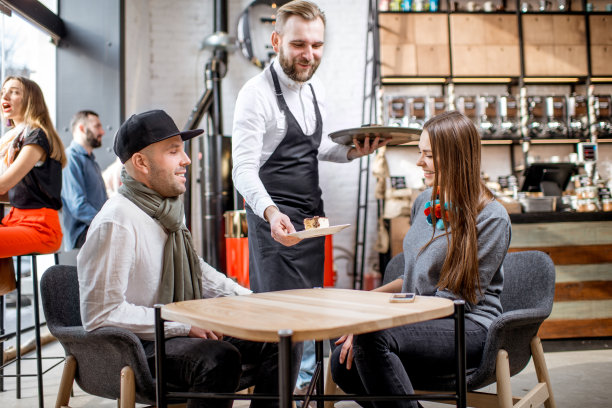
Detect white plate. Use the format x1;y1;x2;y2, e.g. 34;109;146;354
288;224;351;239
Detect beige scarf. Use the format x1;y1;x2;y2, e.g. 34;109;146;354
119;168;202;303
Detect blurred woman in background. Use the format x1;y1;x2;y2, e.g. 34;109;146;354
0;76;66;257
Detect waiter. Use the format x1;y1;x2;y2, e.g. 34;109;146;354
232;0;385;293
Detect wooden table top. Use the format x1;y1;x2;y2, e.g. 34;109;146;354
162;288;455;342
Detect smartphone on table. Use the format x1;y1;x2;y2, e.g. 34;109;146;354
389;293;416;303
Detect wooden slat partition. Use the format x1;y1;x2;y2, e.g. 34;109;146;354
509;221;612;339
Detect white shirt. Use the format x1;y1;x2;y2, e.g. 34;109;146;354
77;194;251;341
232;60;351;220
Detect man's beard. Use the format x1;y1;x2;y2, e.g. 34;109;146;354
278;47;320;83
85;128;102;149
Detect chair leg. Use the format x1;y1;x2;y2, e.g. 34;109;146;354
531;336;557;408
31;255;45;408
324;351;338;408
55;355;76;408
495;349;514;408
120;366;136;408
16;256;22;399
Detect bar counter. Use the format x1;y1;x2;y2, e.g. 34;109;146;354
508;212;612;339
510;211;612;224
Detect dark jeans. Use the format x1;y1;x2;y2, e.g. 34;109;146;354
330;317;487;408
74;226;89;248
142;336;302;408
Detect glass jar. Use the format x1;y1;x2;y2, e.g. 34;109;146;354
577;198;599;212
576;186;599;199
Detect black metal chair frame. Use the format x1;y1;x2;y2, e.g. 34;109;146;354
153;301;468;408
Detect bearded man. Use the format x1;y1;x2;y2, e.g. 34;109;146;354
61;110;108;249
231;0;387;397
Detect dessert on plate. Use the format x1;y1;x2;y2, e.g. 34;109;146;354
303;216;329;230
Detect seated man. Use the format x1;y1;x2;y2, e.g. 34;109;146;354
78;109;280;408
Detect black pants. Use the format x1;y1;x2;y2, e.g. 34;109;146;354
142;336;301;408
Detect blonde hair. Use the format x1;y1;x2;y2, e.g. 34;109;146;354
422;111;494;304
2;76;66;168
275;0;326;34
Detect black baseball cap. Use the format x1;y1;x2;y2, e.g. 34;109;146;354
113;109;204;163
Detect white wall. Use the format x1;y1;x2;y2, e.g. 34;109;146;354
124;1;612;288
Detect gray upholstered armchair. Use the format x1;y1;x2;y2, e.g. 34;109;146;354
40;265;156;407
326;250;557;408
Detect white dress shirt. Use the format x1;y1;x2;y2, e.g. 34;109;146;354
232;60;351;220
77;194;251;341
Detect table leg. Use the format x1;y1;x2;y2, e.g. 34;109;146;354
155;305;167;408
315;340;324;408
454;300;466;408
278;330;293;408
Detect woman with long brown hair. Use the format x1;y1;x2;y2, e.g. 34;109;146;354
331;111;511;408
0;76;66;257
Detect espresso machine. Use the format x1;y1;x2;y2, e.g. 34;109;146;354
568;94;588;139
498;95;520;139
477;95;498;139
544;96;568;138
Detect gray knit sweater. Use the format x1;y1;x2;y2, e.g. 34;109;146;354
401;188;512;329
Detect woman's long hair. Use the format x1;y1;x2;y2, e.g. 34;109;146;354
2;76;66;168
423;111;494;304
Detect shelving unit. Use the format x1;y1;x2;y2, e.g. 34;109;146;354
365;0;612;339
376;0;612;145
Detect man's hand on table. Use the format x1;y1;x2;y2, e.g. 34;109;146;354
265;205;301;247
335;334;354;369
189;326;224;340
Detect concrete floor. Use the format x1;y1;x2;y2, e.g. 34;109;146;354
0;335;610;408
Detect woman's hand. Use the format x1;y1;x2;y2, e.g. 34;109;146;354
335;334;354;369
0;144;44;194
188;326;224;340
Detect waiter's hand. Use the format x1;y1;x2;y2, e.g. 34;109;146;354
189;326;224;340
347;136;390;160
265;206;301;247
335;334;354;369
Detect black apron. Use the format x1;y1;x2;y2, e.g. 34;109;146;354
246;62;326;293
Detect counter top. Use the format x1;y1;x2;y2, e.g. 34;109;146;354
510;211;612;224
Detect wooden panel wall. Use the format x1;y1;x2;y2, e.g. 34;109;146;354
590;15;612;76
509;221;612;339
379;13;450;76
450;14;520;76
522;15;588;76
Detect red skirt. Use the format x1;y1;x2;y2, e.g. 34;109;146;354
0;207;62;257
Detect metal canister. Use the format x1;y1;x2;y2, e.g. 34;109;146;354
224;210;248;238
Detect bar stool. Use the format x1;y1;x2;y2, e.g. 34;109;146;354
0;252;64;408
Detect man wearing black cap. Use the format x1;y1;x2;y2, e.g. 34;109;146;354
78;109;280;408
